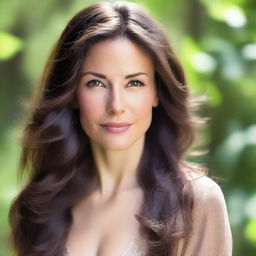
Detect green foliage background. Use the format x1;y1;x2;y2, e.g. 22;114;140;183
0;0;256;255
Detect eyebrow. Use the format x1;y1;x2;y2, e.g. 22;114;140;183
81;71;148;80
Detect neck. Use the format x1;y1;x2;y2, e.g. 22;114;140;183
90;136;145;200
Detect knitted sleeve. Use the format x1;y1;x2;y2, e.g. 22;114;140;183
178;173;233;256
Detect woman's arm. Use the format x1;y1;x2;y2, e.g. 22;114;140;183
179;174;233;256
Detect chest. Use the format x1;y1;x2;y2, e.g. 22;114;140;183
66;189;145;256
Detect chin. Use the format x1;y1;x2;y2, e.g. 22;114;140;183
90;132;146;152
99;141;135;151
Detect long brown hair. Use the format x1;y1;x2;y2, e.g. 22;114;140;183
9;1;207;256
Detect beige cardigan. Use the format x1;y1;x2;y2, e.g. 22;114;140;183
177;171;233;256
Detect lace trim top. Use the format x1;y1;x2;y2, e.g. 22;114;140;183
65;237;145;256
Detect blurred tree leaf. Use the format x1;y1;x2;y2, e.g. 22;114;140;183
245;218;256;246
0;31;23;60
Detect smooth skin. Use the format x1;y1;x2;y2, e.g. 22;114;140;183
67;37;158;256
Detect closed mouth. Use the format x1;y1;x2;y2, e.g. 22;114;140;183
100;123;132;133
100;123;132;127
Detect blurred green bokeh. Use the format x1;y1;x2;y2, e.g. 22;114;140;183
0;0;256;255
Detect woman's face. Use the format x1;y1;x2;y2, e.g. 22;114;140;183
76;37;158;151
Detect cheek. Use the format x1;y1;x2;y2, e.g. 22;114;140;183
132;92;155;120
76;89;103;120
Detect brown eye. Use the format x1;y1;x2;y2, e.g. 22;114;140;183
128;80;144;87
86;80;104;87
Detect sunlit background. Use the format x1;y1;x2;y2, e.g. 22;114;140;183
0;0;256;255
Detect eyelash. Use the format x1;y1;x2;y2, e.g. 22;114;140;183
86;79;145;87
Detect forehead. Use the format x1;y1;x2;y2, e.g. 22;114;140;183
81;37;154;75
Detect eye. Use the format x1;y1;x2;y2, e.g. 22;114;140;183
86;79;105;87
128;80;145;87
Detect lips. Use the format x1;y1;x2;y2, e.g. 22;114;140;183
101;122;132;127
100;122;132;134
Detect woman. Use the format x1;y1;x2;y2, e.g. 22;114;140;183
9;1;232;256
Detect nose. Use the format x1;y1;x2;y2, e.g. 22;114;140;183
106;86;126;114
